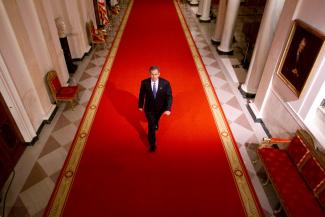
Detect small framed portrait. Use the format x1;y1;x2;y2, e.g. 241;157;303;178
277;20;324;96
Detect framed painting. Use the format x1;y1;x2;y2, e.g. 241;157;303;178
277;20;324;96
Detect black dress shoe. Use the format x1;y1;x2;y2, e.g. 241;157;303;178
149;145;156;152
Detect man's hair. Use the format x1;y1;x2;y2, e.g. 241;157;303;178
149;65;160;72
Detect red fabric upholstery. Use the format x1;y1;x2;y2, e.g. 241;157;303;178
47;71;78;103
91;26;98;35
258;148;325;217
51;77;62;94
318;188;325;210
56;86;78;100
287;136;309;166
91;26;105;42
301;157;325;191
93;34;105;42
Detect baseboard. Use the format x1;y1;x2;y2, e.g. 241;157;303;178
27;105;58;146
217;49;234;55
72;46;93;62
246;103;262;123
238;84;256;98
44;104;58;124
246;104;272;138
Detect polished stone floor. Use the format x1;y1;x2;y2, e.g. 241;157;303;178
1;1;283;217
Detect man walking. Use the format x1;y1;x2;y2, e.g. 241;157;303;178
138;66;173;152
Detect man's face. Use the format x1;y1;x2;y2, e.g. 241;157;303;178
150;69;160;82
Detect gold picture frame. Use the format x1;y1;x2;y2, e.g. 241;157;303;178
277;20;324;96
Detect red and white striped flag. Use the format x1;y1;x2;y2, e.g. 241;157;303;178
98;1;110;26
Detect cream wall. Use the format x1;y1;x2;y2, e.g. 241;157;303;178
1;0;49;131
0;1;37;142
253;0;325;148
0;0;97;141
0;0;96;142
49;0;93;59
34;0;69;84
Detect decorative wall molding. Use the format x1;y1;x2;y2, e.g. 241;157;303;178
271;88;306;129
0;54;36;142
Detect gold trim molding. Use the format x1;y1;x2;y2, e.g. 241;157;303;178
45;1;263;216
44;1;134;216
173;1;263;217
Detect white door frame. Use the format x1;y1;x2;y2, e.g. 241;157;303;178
0;53;36;142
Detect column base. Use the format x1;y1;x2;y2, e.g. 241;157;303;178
211;39;220;45
246;102;262;123
199;18;211;23
238;84;256;98
217;48;233;55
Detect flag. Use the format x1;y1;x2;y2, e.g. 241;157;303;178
98;1;110;26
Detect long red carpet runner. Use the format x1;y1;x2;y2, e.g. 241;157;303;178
45;0;264;216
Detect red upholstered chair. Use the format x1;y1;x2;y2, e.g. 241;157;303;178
258;129;325;216
86;21;107;51
46;71;79;109
300;157;325;191
316;184;325;209
287;135;310;168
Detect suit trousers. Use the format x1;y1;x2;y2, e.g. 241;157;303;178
145;111;163;146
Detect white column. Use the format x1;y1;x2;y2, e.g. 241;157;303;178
78;0;92;51
84;0;97;28
16;0;52;74
240;0;285;96
0;0;44;131
249;0;299;120
211;0;227;43
41;0;69;84
199;0;211;22
64;0;91;59
196;0;204;16
217;0;240;53
190;0;199;6
16;0;56;119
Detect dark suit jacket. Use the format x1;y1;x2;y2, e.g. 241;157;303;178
282;48;311;93
138;77;172;113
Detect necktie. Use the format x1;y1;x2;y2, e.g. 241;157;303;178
153;82;157;98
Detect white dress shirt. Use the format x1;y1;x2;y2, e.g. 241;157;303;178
151;79;159;92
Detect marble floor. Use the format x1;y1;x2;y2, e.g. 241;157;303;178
1;1;283;217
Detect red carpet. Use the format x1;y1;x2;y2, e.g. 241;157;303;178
45;0;264;216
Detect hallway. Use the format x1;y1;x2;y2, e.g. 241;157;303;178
3;1;277;217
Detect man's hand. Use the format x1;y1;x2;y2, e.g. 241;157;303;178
164;111;171;116
139;108;143;112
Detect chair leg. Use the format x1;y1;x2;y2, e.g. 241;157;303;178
273;203;282;214
262;176;269;186
76;93;80;102
69;101;76;111
56;101;62;108
74;97;79;107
